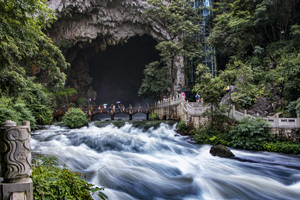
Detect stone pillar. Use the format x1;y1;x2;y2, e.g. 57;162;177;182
0;120;33;200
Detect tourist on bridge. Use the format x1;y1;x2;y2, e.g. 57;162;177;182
195;93;200;103
182;92;186;101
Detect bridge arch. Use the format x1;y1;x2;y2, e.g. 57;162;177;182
91;113;111;121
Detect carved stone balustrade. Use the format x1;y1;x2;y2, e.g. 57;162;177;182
0;120;33;200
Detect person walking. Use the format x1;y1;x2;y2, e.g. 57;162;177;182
195;93;200;103
182;92;186;101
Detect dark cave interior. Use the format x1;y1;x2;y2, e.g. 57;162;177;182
89;35;160;106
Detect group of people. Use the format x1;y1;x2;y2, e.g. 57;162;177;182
97;103;128;112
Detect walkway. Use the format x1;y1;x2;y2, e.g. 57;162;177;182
154;95;300;128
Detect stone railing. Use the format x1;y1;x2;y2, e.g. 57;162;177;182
0;120;33;200
155;95;206;116
155;95;182;108
229;106;300;128
154;96;300;129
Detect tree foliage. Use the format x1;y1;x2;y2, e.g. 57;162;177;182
202;0;300;114
139;0;203;97
32;156;108;200
0;0;69;126
138;61;172;99
0;0;68;90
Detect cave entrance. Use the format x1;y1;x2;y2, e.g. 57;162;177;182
89;35;160;106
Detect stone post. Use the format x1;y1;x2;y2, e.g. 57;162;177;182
0;120;33;200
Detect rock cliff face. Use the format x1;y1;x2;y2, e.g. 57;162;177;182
47;0;185;105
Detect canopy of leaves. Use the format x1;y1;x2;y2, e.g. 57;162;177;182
138;61;172;99
202;0;300;114
0;0;69;126
140;0;204;97
192;64;226;105
0;0;68;90
0;77;53;129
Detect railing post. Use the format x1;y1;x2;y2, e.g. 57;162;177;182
0;120;33;200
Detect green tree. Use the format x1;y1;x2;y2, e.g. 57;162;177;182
138;61;172;99
209;0;300;112
0;0;68;91
140;0;203;97
193;64;225;106
0;0;69;126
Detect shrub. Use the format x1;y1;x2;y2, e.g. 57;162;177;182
62;108;88;128
0;101;37;129
193;128;228;146
263;142;300;154
0;107;20;124
32;104;53;125
176;121;187;132
150;113;159;120
21;80;53;125
13;103;37;129
32;156;107;200
228;117;271;150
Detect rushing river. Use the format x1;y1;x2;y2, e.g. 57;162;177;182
31;121;300;200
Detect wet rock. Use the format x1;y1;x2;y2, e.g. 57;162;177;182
210;144;235;158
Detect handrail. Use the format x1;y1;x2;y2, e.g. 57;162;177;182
154;96;300;128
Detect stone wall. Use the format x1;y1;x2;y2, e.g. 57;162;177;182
152;96;208;129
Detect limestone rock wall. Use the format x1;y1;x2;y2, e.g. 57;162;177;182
48;0;168;49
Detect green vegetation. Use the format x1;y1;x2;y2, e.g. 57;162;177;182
139;0;203;98
190;0;300;154
138;62;172;99
193;116;300;154
0;100;37;129
176;121;187;132
32;156;107;200
0;0;68;127
150;113;159;120
227;118;271;150
202;0;300;113
62;108;88;128
263;142;300;155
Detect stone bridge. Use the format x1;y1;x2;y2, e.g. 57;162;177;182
53;104;151;121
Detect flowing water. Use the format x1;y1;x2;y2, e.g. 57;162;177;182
31;121;300;200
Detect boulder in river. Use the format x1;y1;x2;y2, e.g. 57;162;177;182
210;144;235;158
